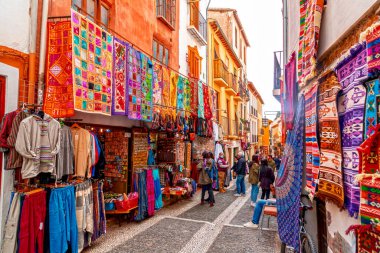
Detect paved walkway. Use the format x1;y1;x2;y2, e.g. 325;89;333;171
85;183;281;253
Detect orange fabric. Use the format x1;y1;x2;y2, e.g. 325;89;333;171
263;206;278;217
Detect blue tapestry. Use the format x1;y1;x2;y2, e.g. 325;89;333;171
364;78;380;139
276;96;305;252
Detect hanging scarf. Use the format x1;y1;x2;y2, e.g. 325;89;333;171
146;169;155;216
284;52;298;130
364;79;380;138
366;23;380;78
198;81;204;119
112;38;129;115
140;54;153;122
336;42;368;216
128;48;142;120
177;76;185;116
184;78;191;115
276;96;305;252
203;84;212;120
190;79;198;117
153;169;163;210
161;66;171;116
170;71;178;116
152;61;163;113
316;73;344;207
135;171;148;221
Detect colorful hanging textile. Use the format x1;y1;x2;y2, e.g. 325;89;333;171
198;81;204;119
44;21;74;118
184;78;191;115
366;23;380;78
357;230;380;253
146;169;155;216
317;73;344;207
203;84;212;120
71;9;113;115
364;79;380;138
336;43;368;216
127;48;142;120
140;54;153;122
161;66;170;116
112;38;129;115
190;79;198;117
170;71;178;116
276;96;305;251
304;81;320;200
297;0;324;86
152;61;163;112
284;52;298;130
177;76;185;114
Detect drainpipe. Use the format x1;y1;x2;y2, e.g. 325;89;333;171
27;0;38;104
206;0;211;85
37;0;49;105
283;0;288;63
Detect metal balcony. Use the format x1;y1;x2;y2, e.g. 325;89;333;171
187;2;207;46
156;0;176;30
226;75;238;95
213;59;231;88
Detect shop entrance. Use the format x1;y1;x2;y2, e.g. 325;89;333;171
317;199;328;253
0;76;5;195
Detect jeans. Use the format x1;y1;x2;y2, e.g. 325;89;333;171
49;186;78;253
250;184;259;202
261;189;271;200
252;199;276;224
201;184;215;203
236;174;246;195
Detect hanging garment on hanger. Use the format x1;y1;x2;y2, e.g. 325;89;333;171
153;169;163;210
1;192;21;253
71;127;92;178
146;169;155;217
55;125;74;180
0;113;10;152
0;110;17;148
15;114;61;179
135;171;148;221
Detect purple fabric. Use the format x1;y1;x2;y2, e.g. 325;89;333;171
335;42;368;217
284;52;298;131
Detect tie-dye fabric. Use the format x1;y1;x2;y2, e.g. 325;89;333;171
140;54;153;122
127;48;142;120
112;38;129;115
71;9;113;115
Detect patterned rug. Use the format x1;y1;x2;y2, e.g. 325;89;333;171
357;230;380;253
44;21;74;118
71;9;113;115
127;48;142;120
304;81;320;200
364;79;380;138
366;23;380;78
112;38;129;115
276;96;305;251
198;81;204;119
317;72;344;207
140;54;153;122
336;42;368;216
284;52;298;131
297;0;324;86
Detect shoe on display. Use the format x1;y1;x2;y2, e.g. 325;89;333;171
234;193;241;197
243;222;259;229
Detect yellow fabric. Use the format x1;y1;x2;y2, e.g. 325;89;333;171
218;171;226;192
170;71;178;117
71;128;92;178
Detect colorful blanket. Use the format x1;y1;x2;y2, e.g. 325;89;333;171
366;24;380;78
364;79;380;138
284;52;298;131
276;96;305;251
357;230;380;253
317;73;344;207
44;21;74;118
140;54;153;122
336;43;368;216
71;9;113;115
190;79;198;117
152;61;163;112
112;38;129;115
198;81;204;119
127;48;142;120
304;81;320;200
297;0;324;86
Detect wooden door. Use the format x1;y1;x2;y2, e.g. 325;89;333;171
317;199;328;253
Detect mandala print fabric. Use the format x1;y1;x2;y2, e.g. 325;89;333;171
336;43;368;216
297;0;324;86
71;9;113;115
364;79;380;138
112;38;129;115
284;52;298;131
317;73;344;207
44;21;74;118
140;54;153;122
304;81;320;200
276;96;305;251
366;23;380;78
127;48;142;120
152;61;163;112
198;81;205;119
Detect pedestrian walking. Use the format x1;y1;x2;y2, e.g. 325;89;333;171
197;151;215;207
267;155;276;172
217;152;229;193
248;155;260;206
209;152;219;191
233;151;247;197
259;159;275;200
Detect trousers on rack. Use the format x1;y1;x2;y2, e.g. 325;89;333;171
153;169;163;210
135;171;148;221
49;186;78;253
146;169;155;216
1;193;21;253
18;190;47;253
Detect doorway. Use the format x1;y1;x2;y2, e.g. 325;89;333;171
0;76;6;193
317;199;328;253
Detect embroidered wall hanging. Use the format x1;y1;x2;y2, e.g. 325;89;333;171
364;79;380;138
357;230;380;253
71;9;113;115
127;48;142;120
317;73;344;207
184;78;191;115
366;23;380;78
198;81;204;119
112;38;129;115
140;54;153;122
44;21;74;118
176;76;185;115
170;71;178;116
336;43;368;216
203;84;212;120
152;61;163;112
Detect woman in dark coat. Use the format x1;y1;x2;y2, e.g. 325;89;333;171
259;159;275;200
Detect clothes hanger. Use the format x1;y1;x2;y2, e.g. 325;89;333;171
71;123;81;129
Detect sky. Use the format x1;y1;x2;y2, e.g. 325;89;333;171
209;0;283;119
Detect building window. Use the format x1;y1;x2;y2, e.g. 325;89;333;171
100;4;109;28
72;0;110;28
214;40;220;59
153;39;170;65
235;27;238;47
156;0;176;29
239;39;242;59
188;46;202;79
73;0;82;10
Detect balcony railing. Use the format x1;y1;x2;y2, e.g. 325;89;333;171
189;2;207;44
214;59;231;86
221;116;230;136
156;0;176;30
232;119;238;136
231;75;238;93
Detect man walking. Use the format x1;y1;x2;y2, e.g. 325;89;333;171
234;151;247;197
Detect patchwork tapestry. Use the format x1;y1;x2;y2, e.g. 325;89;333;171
366;23;380;78
203;84;212;120
152;61;163;112
276;96;305;251
140;54;153;122
304;81;320;200
284;52;298;131
317;73;344;207
44;21;74;118
71;9;113;115
357;230;380;253
336;43;368;216
112;38;129;115
364;79;380;138
198;81;205;119
127;48;142;120
297;0;324;86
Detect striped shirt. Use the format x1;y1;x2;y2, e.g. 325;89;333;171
7;111;29;169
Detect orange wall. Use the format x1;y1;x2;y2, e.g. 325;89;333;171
49;0;180;70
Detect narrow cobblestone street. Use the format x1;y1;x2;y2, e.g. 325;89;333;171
86;183;281;253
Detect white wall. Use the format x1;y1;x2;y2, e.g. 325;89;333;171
0;63;20;245
0;0;31;53
178;0;207;83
